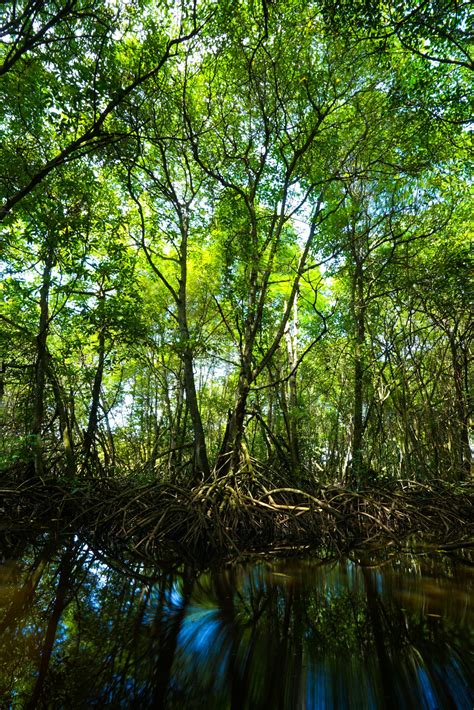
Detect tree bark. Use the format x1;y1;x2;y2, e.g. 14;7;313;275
31;242;54;476
47;361;75;478
83;291;106;470
177;212;210;479
285;294;300;472
351;258;366;485
449;334;471;479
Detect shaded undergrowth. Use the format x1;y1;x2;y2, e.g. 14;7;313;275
1;465;472;567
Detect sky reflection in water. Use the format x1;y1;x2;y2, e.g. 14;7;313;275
0;538;472;708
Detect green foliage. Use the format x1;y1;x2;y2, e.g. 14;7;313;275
0;0;471;482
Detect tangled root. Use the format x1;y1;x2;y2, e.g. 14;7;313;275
0;466;472;566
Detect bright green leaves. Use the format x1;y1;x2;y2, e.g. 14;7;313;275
0;0;471;479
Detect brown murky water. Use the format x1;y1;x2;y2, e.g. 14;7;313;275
0;537;472;708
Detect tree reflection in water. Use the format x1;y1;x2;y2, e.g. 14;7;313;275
0;538;472;708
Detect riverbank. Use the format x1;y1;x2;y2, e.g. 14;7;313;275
1;472;472;566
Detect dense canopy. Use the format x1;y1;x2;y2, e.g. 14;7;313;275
0;0;472;489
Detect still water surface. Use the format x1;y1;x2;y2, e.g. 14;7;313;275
0;537;472;708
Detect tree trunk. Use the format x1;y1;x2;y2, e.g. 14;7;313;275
83;291;106;470
0;361;5;404
182;348;209;477
31;242;54;476
47;361;75;478
351;259;366;485
449;334;471;479
216;355;252;475
177;213;210;479
285;294;300;473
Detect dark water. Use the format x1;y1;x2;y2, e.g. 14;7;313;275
0;537;472;709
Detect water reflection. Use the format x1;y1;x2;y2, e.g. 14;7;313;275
0;537;472;708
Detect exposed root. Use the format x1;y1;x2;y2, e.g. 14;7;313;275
0;467;472;566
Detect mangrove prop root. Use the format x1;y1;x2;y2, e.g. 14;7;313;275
0;470;472;566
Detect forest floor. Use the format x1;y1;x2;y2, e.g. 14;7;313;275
1;470;473;567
